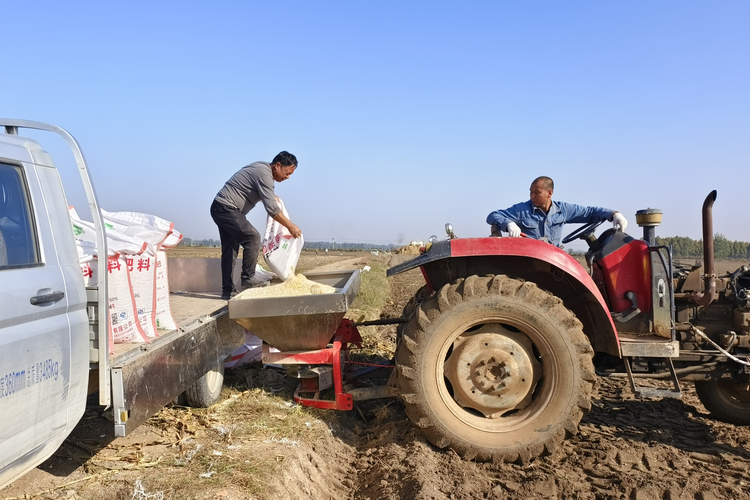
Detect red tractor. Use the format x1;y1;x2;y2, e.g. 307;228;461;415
386;190;750;462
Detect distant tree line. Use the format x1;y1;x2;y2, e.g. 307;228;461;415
178;238;220;247
303;241;397;251
177;238;397;252
180;235;749;259
656;234;750;259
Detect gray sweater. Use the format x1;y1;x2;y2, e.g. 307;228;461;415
214;161;281;217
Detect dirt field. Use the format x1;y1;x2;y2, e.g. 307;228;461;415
3;252;750;500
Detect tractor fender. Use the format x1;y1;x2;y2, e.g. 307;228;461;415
388;238;621;356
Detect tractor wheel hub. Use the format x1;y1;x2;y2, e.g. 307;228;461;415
444;325;542;418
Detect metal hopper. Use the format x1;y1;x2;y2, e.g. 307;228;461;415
227;269;361;352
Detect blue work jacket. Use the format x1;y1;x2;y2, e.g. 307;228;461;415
486;200;614;247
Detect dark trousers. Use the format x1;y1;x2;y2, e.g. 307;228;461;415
210;200;260;292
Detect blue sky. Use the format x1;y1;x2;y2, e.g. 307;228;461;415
3;1;748;250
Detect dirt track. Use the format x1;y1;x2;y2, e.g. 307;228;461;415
3;253;750;500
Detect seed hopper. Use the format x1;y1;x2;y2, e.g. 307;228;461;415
228;269;396;410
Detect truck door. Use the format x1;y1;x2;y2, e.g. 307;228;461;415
0;152;88;486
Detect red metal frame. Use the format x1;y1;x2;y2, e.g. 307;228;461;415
261;319;363;410
597;239;653;314
419;266;434;293
450;237;594;287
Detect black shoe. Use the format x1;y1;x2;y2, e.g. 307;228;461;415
221;289;239;300
241;275;270;290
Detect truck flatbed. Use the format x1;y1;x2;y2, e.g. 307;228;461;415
108;292;228;361
89;263;245;437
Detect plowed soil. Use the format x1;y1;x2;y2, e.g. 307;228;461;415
3;253;750;500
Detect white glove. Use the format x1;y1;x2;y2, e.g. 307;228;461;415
612;212;628;232
506;221;521;237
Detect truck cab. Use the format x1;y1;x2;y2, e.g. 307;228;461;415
0;130;90;486
0;120;245;489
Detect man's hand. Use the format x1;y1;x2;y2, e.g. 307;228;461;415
612;212;628;232
287;222;302;238
272;211;302;238
506;221;521;237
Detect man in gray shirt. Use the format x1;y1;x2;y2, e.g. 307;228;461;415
210;151;302;300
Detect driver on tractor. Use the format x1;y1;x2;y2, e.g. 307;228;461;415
486;176;628;247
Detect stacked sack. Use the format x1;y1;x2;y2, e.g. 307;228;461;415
70;207;182;345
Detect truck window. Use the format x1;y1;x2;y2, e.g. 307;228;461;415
0;163;39;268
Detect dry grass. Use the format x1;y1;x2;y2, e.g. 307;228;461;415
346;258;389;323
83;385;337;499
344;258;398;361
165;389;326;493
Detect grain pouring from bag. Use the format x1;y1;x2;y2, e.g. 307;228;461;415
236;274;337;299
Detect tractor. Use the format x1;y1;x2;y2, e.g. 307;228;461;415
386;190;750;462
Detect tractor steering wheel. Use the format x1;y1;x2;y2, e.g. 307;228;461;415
561;220;605;245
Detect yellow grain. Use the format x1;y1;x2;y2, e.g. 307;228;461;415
236;274;336;299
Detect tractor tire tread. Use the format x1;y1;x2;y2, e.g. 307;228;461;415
396;274;594;463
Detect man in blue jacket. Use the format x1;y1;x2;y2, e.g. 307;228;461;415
486;176;628;248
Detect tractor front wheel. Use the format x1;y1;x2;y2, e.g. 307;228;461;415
395;275;595;462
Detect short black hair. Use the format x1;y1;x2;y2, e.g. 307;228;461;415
272;151;298;168
532;176;554;190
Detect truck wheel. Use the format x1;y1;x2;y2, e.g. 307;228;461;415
396;275;595;462
185;360;225;407
694;380;750;425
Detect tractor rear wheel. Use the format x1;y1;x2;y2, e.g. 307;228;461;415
695;379;750;425
397;285;433;340
395;275;595;462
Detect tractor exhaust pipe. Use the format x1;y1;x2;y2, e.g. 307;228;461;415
691;190;717;306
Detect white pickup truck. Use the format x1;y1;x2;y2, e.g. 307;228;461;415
0;120;244;488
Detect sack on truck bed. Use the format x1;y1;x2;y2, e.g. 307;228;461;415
154;250;177;331
70;207;148;256
106;255;150;345
126;254;158;338
101;209;175;251
69;206;182;342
